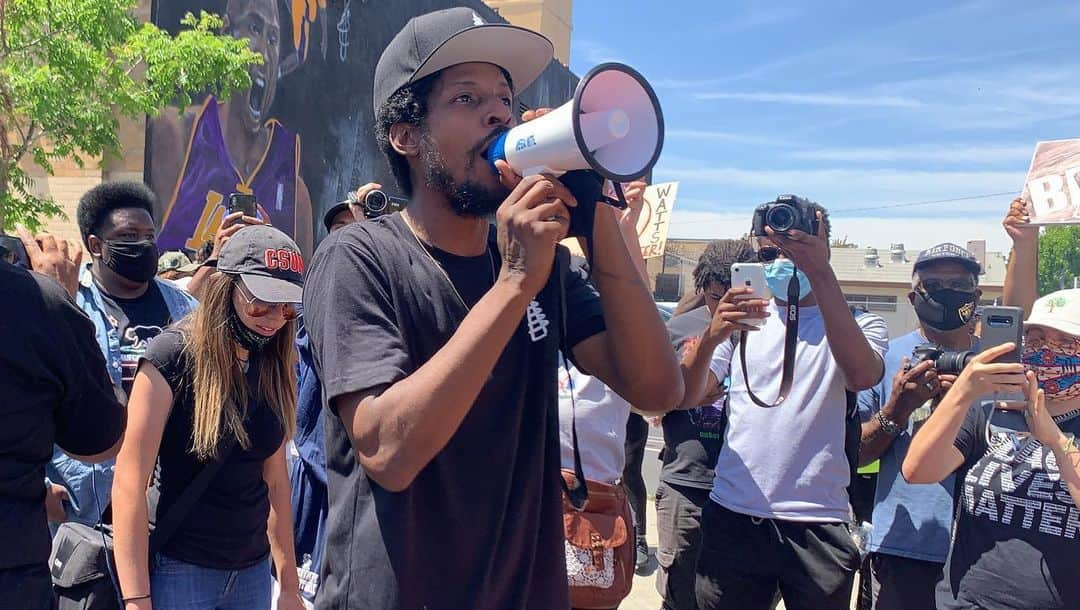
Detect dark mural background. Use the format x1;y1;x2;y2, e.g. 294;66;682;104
146;0;578;255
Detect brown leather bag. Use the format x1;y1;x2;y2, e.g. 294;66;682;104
561;470;634;609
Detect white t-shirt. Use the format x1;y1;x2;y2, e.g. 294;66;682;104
557;356;630;485
708;303;888;522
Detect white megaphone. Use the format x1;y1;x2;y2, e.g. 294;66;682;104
486;63;664;183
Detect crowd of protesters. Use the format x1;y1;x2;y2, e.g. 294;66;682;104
1;7;1079;610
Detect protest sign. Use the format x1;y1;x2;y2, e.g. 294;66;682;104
561;181;680;259
1022;139;1080;225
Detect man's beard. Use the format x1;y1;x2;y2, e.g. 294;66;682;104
420;133;507;218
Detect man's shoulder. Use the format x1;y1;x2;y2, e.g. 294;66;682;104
312;215;407;269
154;277;197;310
2;263;72;312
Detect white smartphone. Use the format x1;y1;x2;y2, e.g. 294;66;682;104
730;263;772;327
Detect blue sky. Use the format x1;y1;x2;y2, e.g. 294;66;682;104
568;0;1080;252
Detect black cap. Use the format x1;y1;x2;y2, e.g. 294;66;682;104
217;225;304;303
913;242;981;275
373;7;553;116
322;201;353;232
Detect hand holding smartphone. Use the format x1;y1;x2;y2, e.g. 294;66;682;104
226;193;258;225
730;263;772;327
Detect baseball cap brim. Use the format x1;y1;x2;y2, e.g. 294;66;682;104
241;274;303;304
412;24;553;95
177;261;202;274
913;257;981;275
323;202;352;231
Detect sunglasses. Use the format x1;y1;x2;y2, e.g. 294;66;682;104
918;277;977;293
757;246;781;263
235;283;299;320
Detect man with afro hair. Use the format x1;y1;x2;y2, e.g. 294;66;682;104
46;180;196;528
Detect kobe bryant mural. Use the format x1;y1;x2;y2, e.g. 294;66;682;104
146;0;576;258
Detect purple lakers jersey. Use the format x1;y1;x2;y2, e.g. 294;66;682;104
157;96;300;252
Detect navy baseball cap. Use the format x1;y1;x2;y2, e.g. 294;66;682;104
218;225;304;303
913;242;981;275
373;7;554;116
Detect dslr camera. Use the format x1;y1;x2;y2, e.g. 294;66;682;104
752;194;820;236
362;189;407;219
907;343;975;375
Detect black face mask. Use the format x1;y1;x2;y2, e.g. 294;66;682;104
227;304;274;352
100;239;158;283
913;288;978;332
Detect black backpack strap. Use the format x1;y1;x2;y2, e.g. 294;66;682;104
148;439;236;558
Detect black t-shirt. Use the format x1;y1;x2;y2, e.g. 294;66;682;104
938;404;1080;609
141;329;285;570
660;306;726;489
0;262;123;570
98;281;172;395
303;214;605;610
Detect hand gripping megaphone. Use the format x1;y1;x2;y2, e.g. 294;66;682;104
486;63;664;183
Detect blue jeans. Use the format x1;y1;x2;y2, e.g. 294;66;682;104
151;554;271;610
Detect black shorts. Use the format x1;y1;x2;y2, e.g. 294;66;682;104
870;553;943;610
695;501;859;610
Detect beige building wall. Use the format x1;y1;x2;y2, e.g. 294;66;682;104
487;0;573;65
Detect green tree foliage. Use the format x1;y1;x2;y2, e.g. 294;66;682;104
0;0;261;230
1038;225;1080;295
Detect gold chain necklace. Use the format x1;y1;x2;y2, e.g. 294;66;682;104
400;213;496;310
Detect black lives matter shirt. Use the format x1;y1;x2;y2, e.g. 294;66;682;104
303;214;605;610
0;263;123;570
98;281;172;395
140;330;284;569
938;405;1080;609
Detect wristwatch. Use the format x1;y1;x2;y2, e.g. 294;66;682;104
877;410;902;436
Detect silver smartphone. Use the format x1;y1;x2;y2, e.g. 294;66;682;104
730;263;772;327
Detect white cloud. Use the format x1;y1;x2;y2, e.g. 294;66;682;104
786;144;1034;164
692;91;925;108
665;129;787;147
656;165;1023;198
572;39;625;67
665;210;1013;253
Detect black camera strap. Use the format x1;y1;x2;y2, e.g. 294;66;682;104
739;269;801;408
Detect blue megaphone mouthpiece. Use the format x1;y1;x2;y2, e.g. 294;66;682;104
486;131;510;175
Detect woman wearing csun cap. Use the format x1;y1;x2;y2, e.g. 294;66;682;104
112;225;307;610
904;289;1080;610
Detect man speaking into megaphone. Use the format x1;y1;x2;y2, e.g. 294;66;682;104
302;7;681;610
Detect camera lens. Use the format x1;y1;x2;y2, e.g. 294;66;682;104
364;190;389;215
766;204;796;233
935;351;975;375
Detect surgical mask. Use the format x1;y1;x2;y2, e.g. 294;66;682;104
764;259;812;302
227;304;274;352
912;288;977;332
100;238;158;283
1022;344;1080;400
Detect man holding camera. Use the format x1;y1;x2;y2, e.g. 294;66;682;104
857;243;982;610
302;8;680;609
681;197;888;610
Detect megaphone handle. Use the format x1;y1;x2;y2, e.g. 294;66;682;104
607;181;629;210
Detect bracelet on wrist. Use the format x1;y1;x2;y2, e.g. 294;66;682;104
877;409;902;436
122;593;150;602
